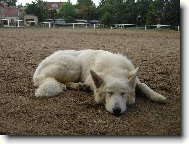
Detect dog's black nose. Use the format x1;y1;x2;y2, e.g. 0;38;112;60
112;107;121;115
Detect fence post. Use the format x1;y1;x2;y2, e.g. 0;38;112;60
145;25;147;30
17;21;20;27
7;19;9;27
73;23;74;28
178;26;179;31
94;24;95;29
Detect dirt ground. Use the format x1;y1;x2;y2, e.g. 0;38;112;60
0;28;180;136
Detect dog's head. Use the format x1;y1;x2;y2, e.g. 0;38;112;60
90;68;138;115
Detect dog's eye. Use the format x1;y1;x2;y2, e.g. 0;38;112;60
107;92;113;95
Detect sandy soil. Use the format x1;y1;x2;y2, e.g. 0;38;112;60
0;28;180;135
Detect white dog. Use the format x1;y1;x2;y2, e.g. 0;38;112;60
33;49;166;115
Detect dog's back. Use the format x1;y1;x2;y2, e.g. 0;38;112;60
77;49;135;82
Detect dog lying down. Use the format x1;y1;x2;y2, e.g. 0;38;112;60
33;49;166;115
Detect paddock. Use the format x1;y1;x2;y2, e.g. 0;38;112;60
0;28;180;135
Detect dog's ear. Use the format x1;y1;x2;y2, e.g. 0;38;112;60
128;67;139;87
90;70;104;88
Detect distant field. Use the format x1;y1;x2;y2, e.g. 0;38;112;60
0;28;180;135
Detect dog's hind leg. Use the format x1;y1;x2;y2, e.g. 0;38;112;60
35;77;66;97
136;78;166;103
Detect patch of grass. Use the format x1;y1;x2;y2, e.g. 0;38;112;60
0;23;4;28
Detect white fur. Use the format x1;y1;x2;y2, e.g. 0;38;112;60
33;49;166;115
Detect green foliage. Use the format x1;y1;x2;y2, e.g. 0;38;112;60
23;0;180;26
163;0;180;25
59;2;75;22
98;0;180;26
2;0;17;6
0;22;4;28
77;0;94;6
145;0;180;25
146;0;164;24
99;0;137;24
25;0;48;22
66;15;75;22
75;0;98;20
48;10;59;19
99;0;106;7
100;12;112;26
135;0;152;25
82;5;99;20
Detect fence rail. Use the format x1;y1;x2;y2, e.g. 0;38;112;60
0;19;180;31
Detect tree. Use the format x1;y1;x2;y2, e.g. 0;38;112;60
98;0;115;24
163;0;180;25
99;0;137;24
146;0;166;24
145;0;180;25
98;0;180;26
100;12;112;26
146;1;158;25
98;0;106;7
135;0;152;25
25;0;48;22
59;2;75;22
83;5;99;20
2;0;17;6
48;9;59;19
118;0;137;24
75;0;98;20
77;0;94;6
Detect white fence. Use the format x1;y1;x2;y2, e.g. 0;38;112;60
1;19;24;27
110;23;179;31
0;19;180;31
111;24;136;29
40;22;104;29
144;24;180;31
65;23;104;29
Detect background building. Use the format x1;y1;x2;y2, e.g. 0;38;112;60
46;2;64;13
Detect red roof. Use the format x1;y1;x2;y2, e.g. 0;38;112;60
46;2;63;10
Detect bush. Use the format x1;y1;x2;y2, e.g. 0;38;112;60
66;16;75;23
0;22;4;28
100;12;112;26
